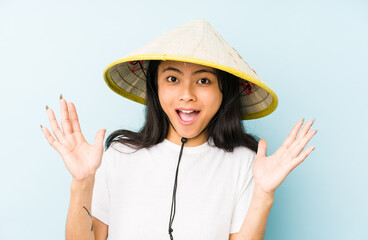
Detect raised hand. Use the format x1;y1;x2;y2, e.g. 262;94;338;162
41;95;106;182
252;119;318;197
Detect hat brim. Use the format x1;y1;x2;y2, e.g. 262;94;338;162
103;54;278;120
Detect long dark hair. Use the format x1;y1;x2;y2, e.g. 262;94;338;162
105;60;259;153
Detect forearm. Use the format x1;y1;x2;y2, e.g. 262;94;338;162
66;175;96;240
237;185;274;240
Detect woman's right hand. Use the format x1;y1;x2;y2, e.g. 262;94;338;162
41;96;106;182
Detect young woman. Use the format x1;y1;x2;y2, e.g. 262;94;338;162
41;19;317;240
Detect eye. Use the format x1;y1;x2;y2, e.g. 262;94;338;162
198;78;210;84
167;76;178;83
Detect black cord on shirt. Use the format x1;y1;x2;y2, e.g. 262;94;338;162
134;61;247;240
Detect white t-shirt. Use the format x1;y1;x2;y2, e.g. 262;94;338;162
92;137;256;240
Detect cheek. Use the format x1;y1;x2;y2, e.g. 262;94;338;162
158;87;175;110
202;90;223;112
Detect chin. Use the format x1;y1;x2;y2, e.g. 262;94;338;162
173;125;206;140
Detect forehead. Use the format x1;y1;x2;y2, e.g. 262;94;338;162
158;60;216;72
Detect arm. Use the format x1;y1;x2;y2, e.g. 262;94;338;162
40;98;108;240
65;176;107;240
235;186;274;240
230;119;317;240
65;176;108;240
66;176;96;240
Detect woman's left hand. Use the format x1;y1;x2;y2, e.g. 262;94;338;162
252;119;318;197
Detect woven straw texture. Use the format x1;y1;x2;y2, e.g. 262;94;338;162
103;19;278;120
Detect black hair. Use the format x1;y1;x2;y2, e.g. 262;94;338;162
105;60;259;153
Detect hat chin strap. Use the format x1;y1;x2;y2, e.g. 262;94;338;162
166;89;245;239
138;61;245;240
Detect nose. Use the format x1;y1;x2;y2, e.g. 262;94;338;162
178;82;197;102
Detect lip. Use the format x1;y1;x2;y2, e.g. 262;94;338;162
175;108;201;111
175;109;201;125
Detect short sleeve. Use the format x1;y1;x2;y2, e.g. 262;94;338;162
91;143;117;225
230;151;256;234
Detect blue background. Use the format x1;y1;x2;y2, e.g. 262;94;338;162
1;0;367;239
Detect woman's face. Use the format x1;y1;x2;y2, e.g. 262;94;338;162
157;60;223;146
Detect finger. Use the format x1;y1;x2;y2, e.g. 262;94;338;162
68;102;82;134
93;129;106;147
281;119;304;148
60;98;73;135
290;129;318;158
288;145;315;172
295;119;315;141
288;123;316;154
256;138;267;157
47;107;65;143
41;125;63;153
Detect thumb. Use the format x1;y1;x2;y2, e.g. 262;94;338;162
94;129;106;147
257;138;267;157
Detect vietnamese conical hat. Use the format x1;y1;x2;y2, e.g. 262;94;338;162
103;19;278;120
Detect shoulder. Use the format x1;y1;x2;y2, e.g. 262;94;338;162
233;145;256;156
101;141;140;164
105;141;139;155
221;145;256;161
208;137;256;159
223;145;256;170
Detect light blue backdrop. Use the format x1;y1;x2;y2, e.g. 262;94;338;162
1;0;367;239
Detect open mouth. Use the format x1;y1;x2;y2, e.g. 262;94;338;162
175;109;200;124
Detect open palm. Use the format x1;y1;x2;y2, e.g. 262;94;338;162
252;119;317;196
41;97;106;181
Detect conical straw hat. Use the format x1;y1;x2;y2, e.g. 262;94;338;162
103;19;278;120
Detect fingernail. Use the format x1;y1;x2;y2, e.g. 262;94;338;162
60;94;63;100
314;129;318;134
46;105;49;110
301;117;305;123
40;124;43;130
312;118;316;125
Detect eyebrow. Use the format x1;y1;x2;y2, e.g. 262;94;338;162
161;66;217;76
